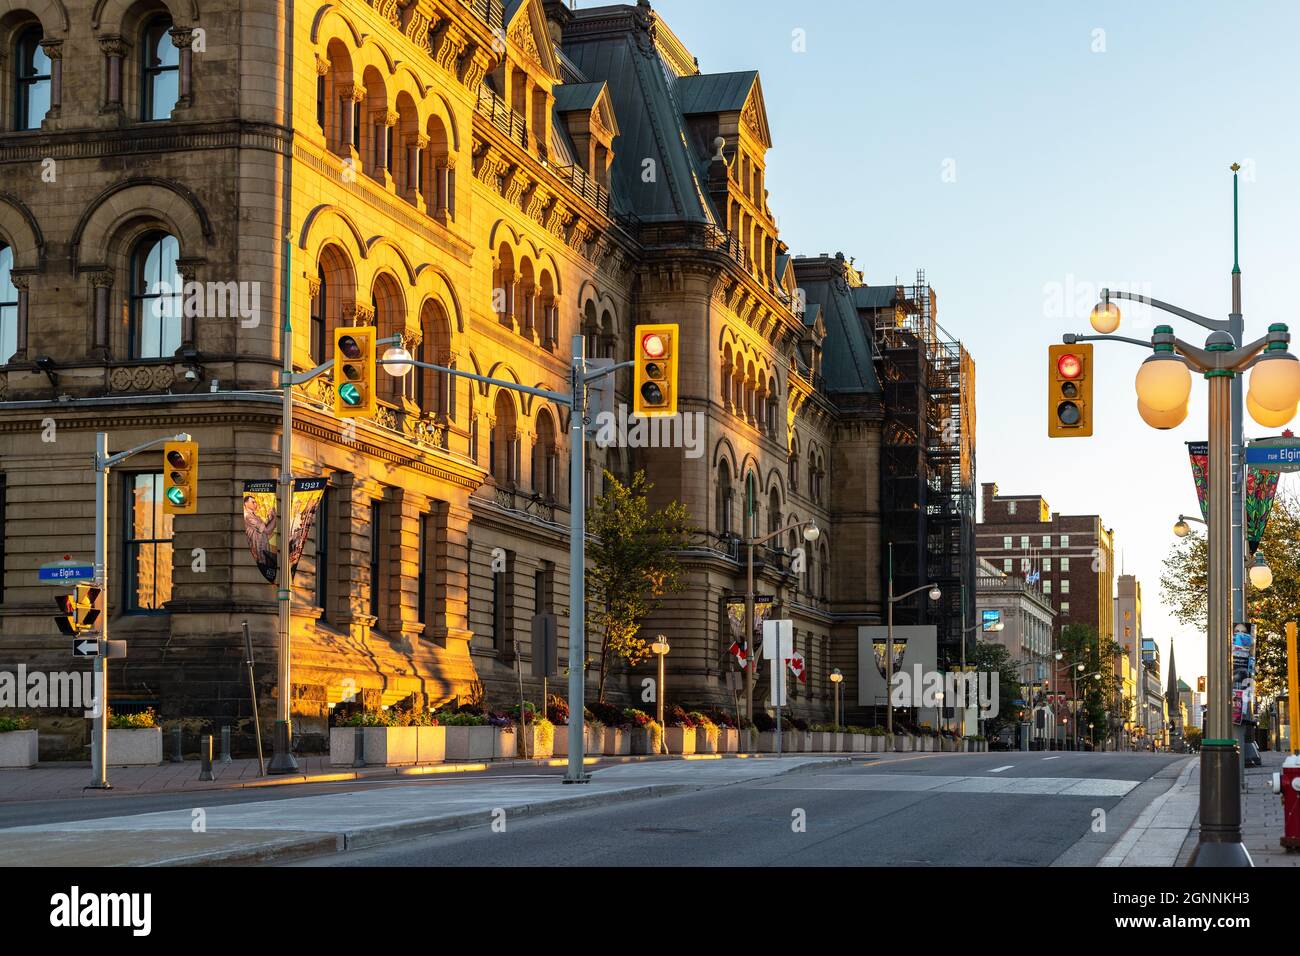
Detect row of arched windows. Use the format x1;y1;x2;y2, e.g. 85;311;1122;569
720;345;780;434
492;243;559;347
8;16;181;131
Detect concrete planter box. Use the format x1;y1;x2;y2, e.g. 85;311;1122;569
831;732;846;752
758;731;801;753
96;727;162;767
327;728;423;764
892;734;912;752
846;733;866;752
494;727;517;759
553;724;595;757
585;724;605;755
601;727;630;756
417;726;446;763
0;730;39;768
695;725;719;754
716;728;738;753
445;725;495;760
517;725;553;759
665;726;696;754
630;725;663;754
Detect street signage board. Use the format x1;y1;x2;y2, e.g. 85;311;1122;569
40;562;95;585
73;639;100;657
981;609;1002;630
1245;439;1300;472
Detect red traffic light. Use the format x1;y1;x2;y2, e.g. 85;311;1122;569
640;332;668;359
1056;352;1083;379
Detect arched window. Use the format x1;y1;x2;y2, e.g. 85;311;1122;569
744;469;757;539
491;391;517;485
538;271;557;348
768;487;781;536
0;244;17;363
141;16;179;121
721;345;733;405
788;436;800;493
421;300;454;421
533;411;558;499
130;232;181;358
495;245;515;323
716;460;733;535
13;26;50;130
370;273;405;403
819;544;830;600
310;263;327;364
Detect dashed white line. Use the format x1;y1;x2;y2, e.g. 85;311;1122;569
1042;756;1062;761
988;765;1014;773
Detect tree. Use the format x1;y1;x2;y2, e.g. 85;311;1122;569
1057;623;1123;749
1161;490;1300;698
587;470;693;702
972;641;1024;740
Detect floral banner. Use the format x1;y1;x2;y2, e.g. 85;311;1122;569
1186;442;1279;553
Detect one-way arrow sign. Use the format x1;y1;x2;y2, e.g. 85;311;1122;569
73;639;100;657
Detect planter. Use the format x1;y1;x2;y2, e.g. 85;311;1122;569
601;727;630;756
892;734;911;752
0;730;39;768
493;726;517;759
329;726;423;766
695;724;719;754
553;723;593;757
630;724;663;754
445;725;495;761
518;725;554;759
716;728;738;753
758;730;799;753
664;726;696;754
95;727;163;767
846;733;866;752
585;724;605;755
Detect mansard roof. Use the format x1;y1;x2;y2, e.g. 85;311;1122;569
793;255;882;396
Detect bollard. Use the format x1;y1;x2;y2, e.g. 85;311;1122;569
220;726;233;764
198;734;214;781
352;725;366;768
170;725;184;762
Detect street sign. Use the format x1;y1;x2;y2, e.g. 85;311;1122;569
73;639;99;657
39;561;95;584
763;619;793;707
1245;438;1300;472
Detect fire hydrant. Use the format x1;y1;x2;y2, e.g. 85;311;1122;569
1272;754;1300;851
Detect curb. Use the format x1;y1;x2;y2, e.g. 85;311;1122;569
1098;756;1198;867
157;755;854;867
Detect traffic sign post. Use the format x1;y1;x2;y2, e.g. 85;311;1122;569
39;561;95;584
1244;437;1300;472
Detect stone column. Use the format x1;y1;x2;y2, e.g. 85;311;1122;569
375;110;397;186
91;271;114;359
176;258;201;352
100;36;126;113
388;488;431;649
427;500;473;646
339;85;364;159
407;133;428;210
9;274;30;362
39;39;62;119
444;154;457;220
169;27;194;109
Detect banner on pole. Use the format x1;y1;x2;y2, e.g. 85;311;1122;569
1187;441;1279;553
724;594;774;665
241;477;329;584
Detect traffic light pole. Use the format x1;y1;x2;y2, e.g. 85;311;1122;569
89;430;191;789
377;337;633;784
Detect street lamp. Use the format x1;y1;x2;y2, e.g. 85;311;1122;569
1249;552;1273;590
743;519;820;754
830;668;843;728
885;542;941;740
1173;514;1205;538
651;636;670;750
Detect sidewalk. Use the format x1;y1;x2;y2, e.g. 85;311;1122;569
0;756;850;866
1102;749;1298;866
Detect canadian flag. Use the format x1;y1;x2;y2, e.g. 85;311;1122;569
787;651;807;684
729;641;749;668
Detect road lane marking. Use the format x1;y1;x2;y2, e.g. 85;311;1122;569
989;765;1014;773
1043;756;1062;761
761;773;1139;797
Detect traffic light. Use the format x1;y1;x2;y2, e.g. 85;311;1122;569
1197;675;1206;693
54;584;102;635
633;324;678;418
334;326;377;418
1047;343;1093;437
162;440;199;515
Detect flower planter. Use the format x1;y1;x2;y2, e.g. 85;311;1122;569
846;733;866;752
716;728;738;753
445;725;495;761
585;724;605;755
630;724;663;754
892;734;911;752
518;725;554;759
493;726;517;759
330;726;424;766
695;725;719;754
758;730;800;753
95;727;163;767
0;730;39;768
601;727;630;756
664;726;696;754
417;726;446;763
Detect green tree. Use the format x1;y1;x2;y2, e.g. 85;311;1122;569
587;470;693;702
1057;623;1123;748
1161;490;1300;698
972;641;1024;739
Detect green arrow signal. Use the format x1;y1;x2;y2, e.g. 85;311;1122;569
165;486;186;505
338;382;362;406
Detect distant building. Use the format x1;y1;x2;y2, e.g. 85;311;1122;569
1139;638;1166;748
1113;574;1143;749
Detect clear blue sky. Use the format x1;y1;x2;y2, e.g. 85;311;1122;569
637;0;1300;680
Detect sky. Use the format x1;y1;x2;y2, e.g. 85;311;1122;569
632;0;1300;679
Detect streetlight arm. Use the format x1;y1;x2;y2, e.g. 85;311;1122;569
748;518;817;548
378;358;571;405
1062;332;1157;350
102;432;190;469
1178;514;1207;526
892;581;941;603
1169;333;1271;373
1102;288;1227;334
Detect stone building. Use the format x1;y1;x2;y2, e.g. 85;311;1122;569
0;0;974;753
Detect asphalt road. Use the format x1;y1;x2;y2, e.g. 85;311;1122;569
301;751;1190;867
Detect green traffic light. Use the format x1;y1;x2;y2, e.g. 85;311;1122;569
339;382;362;406
165;486;186;506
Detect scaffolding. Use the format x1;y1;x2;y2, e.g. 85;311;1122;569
871;270;977;669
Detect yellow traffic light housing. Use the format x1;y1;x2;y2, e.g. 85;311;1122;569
54;584;102;635
633;324;678;418
1047;343;1093;437
163;440;199;514
334;326;377;418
